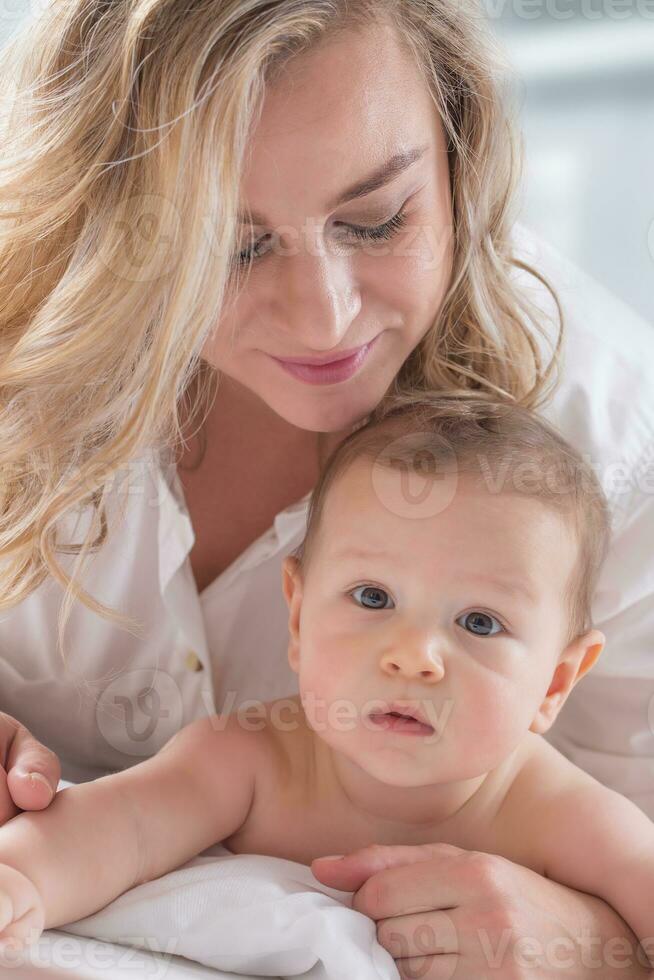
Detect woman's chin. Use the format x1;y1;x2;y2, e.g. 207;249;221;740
259;392;374;435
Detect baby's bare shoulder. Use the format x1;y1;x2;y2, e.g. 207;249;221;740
212;695;312;789
501;732;608;817
497;733;654;905
491;732;606;871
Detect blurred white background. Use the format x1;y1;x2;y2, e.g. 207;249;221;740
1;0;652;323
488;3;654;323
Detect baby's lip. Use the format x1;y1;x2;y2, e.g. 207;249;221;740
368;700;435;732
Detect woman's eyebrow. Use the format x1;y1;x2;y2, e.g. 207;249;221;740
327;143;430;210
238;143;429;225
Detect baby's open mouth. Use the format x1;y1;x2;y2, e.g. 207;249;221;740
367;707;435;736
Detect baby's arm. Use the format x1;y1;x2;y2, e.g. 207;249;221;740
0;711;258;945
529;774;654;966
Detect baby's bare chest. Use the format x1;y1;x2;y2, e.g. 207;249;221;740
222;737;547;873
223;772;380;865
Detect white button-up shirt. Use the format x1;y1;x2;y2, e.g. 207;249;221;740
2;223;653;818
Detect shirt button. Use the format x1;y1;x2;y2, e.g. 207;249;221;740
184;650;204;672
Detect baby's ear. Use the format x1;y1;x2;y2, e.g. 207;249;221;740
529;629;605;735
281;555;303;672
281;555;302;608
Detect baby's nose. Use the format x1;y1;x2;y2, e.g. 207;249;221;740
378;633;445;683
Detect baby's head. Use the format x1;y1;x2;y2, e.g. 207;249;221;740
282;393;611;787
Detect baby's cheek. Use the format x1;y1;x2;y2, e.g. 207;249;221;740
297;640;359;736
300;636;350;695
297;649;335;709
300;658;324;700
459;675;532;759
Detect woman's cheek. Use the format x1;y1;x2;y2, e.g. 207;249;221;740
364;226;453;313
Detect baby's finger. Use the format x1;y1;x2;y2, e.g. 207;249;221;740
0;908;44;950
0;891;13;933
0;868;45;954
0;937;26;962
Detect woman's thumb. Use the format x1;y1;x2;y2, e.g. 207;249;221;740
311;843;445;891
4;723;61;812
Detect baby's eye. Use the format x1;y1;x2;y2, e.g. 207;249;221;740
350;585;395;610
456;611;504;637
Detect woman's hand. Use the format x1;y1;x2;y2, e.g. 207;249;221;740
0;863;44;954
312;842;654;979
0;712;60;825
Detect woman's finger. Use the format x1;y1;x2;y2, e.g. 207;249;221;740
396;953;459;980
1;716;60;811
6;768;55;812
376;909;460;959
0;771;19;827
311;841;463;893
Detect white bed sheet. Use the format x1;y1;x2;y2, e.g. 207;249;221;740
2;780;275;980
1;931;269;980
0;779;392;980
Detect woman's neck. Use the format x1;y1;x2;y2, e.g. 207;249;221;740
178;369;356;473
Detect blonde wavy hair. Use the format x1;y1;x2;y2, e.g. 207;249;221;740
0;0;563;655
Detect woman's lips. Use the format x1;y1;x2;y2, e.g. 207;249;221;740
269;335;379;385
367;711;435;737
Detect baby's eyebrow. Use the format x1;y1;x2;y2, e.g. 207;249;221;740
328;545;392;563
456;573;539;606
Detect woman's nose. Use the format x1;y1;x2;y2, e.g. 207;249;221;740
273;239;361;351
378;629;446;684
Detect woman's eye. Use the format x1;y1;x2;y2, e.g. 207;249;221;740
234;208;409;267
350;585;395;610
235;234;274;267
336;208;409;245
456;611;504;637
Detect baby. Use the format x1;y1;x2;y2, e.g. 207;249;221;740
0;392;653;960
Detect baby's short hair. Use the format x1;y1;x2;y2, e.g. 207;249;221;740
294;391;612;646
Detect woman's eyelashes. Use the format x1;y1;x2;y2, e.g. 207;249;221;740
234;207;409;267
337;208;409;244
235;235;272;267
347;585;506;637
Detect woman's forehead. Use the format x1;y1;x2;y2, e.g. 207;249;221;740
238;22;444;221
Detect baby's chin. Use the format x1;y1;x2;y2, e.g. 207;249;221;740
359;758;447;789
317;730;453;786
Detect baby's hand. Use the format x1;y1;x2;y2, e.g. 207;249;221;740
0;863;44;954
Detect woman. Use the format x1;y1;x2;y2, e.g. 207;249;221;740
1;0;653;976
